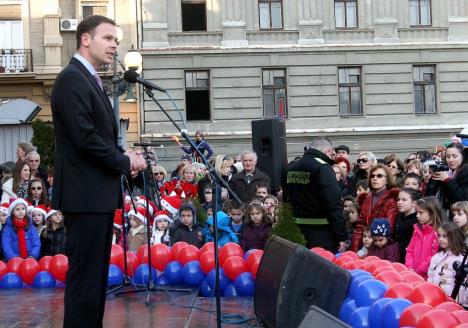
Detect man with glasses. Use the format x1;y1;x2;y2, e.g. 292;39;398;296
26;151;49;190
284;137;348;253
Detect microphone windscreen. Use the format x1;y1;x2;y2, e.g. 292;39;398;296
123;70;139;83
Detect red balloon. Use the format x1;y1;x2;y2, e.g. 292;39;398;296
150;243;173;271
454;324;468;328
116;251;139;277
18;258;40;285
452;310;468;324
401;270;425;284
334;255;354;267
223;256;247;281
364;256;380;262
384;282;413;299
200;251;215;274
372;266;396;277
340;251;359;260
316;250;335;262
219;243;244;265
341;261;356;270
7;257;24;274
110;244;124;266
176;245;200;265
409;282;447;307
310;247;325;253
246;251;263;271
0;261;6;278
375;270;404;286
171;242;189;260
250;260;260;279
49;254;69;282
347;259;366;270
137;245;149;264
200;242;216;254
416;309;458;328
391;262;408;273
435;302;464;312
39;256;52;272
400;303;433;327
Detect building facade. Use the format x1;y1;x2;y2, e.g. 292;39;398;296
138;0;468;164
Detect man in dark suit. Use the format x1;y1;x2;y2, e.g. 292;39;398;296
51;15;146;328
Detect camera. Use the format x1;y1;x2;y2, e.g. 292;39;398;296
426;160;449;172
453;260;468;275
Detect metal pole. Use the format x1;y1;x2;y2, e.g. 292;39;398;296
112;52;123;147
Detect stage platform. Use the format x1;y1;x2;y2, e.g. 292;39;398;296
0;288;258;327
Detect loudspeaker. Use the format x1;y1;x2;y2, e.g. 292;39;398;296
254;236;351;328
251;119;287;192
298;306;351;328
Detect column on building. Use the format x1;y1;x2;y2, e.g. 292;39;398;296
142;0;170;48
373;0;399;43
42;1;62;74
448;0;468;41
221;0;248;47
297;0;324;44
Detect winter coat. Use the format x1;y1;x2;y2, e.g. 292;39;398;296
351;188;399;251
367;239;400;262
151;229;171;246
1;217;41;260
240;221;272;251
394;212;417;263
127;225;148;252
229;169;271;203
40;225;67;257
160;179;198;199
172;223;204;248
405;223;438;278
203;211;239;247
427;250;466;302
181;139;214;162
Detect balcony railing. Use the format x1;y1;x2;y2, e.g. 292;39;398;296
0;49;33;73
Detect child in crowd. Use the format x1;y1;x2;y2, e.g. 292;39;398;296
227;200;245;241
394;188;420;263
31;205;48;236
405;196;444;278
452;201;468;235
113;209;124;246
367;218;400;262
2;198;40;261
172;203;204;248
127;208;148;252
27;178;49;207
240;202;272;251
427;222;466;302
343;203;360;239
403;173;422;191
0;203;8;259
405;159;423;176
357;225;373;258
255;184;269;199
356;180;369;196
263;195;279;225
203;211;239;247
342;195;356;212
151;210;172;246
40;209;67;257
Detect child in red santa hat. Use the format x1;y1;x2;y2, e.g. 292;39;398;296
127;208;148;252
151;210;173;246
31;204;48;236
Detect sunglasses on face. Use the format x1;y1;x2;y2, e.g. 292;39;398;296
31;186;42;191
357;158;368;164
370;173;386;179
154;172;164;175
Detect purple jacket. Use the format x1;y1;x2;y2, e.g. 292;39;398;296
367;239;400;262
240;222;272;251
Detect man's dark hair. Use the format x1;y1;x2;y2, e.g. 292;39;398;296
76;15;116;49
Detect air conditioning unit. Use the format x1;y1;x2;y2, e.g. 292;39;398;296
60;19;79;32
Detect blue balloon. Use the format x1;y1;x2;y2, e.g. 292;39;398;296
32;271;56;288
381;298;413;328
164;261;183;285
200;279;214;297
207;268;230;292
0;273;23;289
339;297;358;322
244;249;258;260
368;298;393;328
354;279;388;308
234;272;255;297
350;269;372;278
223;283;238;297
348;307;370;327
181;261;205;286
156;274;169;286
349;275;373;299
108;264;124;286
134;264;157;285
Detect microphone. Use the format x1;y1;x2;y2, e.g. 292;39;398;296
123;70;167;93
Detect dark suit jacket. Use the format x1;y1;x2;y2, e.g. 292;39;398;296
51;57;130;213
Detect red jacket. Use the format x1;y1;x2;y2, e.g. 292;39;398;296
351;188;399;251
160;179;198;199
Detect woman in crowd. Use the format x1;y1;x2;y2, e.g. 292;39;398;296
16;142;34;163
1;161;31;203
160;164;198;199
349;151;378;195
384;154;405;187
27;177;50;207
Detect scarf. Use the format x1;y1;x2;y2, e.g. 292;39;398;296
13;218;28;258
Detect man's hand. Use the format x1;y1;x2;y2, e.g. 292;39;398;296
431;170;450;181
125;150;147;172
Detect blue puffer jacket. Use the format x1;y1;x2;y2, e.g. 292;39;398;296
203;211;239;247
1;216;41;261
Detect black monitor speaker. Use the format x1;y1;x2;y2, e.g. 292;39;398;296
254;236;351;328
298;306;351;328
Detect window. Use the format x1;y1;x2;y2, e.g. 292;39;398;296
338;67;362;116
0;20;22;48
182;0;206;31
82;2;108;19
409;0;431;26
262;69;287;118
413;65;436;114
185;71;210;121
259;0;283;29
335;0;358;28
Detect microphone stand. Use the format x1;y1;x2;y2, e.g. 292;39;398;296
143;87;242;328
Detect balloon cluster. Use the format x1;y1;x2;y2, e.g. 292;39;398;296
0;255;68;289
310;248;468;328
108;242;261;297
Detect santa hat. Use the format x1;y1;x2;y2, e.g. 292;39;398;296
154;210;173;223
8;198;29;216
27;205;35;216
46;209;58;220
31;204;48;217
0;203;9;216
114;209;123;229
161;196;182;215
128;208;147;225
136;197;155;215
